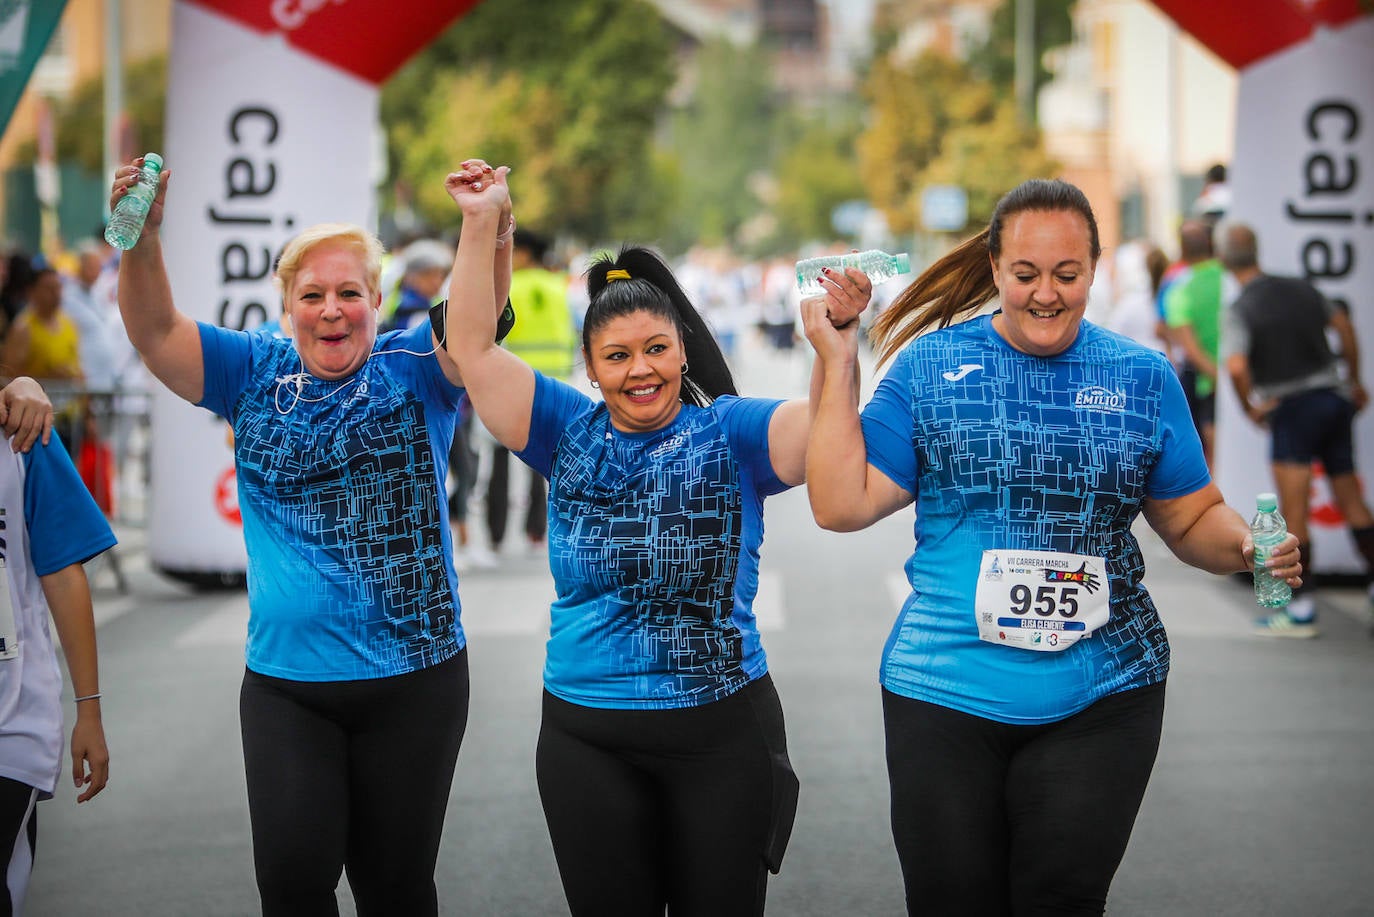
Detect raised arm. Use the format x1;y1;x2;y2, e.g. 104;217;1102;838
111;159;205;403
442;161;536;452
768;268;874;486
801;297;912;530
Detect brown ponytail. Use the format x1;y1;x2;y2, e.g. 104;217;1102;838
868;229;997;365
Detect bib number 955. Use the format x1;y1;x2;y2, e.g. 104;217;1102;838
974;549;1109;652
1009;584;1079;618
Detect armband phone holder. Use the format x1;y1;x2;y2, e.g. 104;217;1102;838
429;299;516;345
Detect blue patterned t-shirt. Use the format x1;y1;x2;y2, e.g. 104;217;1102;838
198;321;464;681
517;372;787;710
861;316;1209;724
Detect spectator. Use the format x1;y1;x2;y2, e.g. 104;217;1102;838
1164;219;1225;467
61;241;120;395
381;239;453;333
1;265;82;446
0;375;114;917
1221;221;1374;637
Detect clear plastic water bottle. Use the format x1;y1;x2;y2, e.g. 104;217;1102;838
796;250;912;297
1251;492;1293;608
104;153;164;250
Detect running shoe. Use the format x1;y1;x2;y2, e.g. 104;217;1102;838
1252;609;1319;639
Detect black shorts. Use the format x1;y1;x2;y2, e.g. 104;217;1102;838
1271;388;1356;474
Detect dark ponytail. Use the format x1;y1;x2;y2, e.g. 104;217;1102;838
584;246;737;406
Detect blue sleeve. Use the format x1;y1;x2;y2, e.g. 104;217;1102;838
1147;361;1211;499
377;321;461;410
859;351;919;492
22;435;117;576
196;321;256;420
714;395;787;495
515;371;595;478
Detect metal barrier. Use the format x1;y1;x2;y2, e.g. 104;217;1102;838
38;379;152;529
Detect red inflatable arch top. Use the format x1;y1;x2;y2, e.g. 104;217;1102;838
188;0;485;84
1150;0;1367;69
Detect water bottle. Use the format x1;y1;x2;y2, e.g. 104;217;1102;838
104;153;164;250
1251;492;1293;608
796;249;912;297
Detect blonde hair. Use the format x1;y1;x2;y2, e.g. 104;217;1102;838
274;223;386;301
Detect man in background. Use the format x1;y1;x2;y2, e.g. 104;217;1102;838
1223;221;1374;638
1164;219;1225;467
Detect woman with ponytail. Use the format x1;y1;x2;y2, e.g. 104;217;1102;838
803;178;1302;915
441;160;870;917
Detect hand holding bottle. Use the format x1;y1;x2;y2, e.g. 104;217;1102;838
801;265;870;366
107;154;171;250
1244;492;1304;604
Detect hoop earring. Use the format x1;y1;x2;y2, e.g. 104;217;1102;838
681;362;689;374
590;381;600;389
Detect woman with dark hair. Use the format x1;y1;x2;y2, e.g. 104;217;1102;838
803;178;1303;915
441;160;869;917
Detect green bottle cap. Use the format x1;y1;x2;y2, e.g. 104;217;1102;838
142;152;163;172
1256;492;1277;512
894;252;911;273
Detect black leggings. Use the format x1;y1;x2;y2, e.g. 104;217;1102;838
239;651;469;917
883;682;1166;917
0;778;38;917
486;443;546;546
537;675;799;917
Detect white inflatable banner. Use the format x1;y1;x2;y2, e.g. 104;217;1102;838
1153;2;1374;575
154;0;478;583
1216;16;1374;574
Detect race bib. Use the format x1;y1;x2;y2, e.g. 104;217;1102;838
974;549;1109;652
0;558;17;660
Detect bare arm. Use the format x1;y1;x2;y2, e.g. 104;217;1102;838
111;162;205;403
41;563;109;803
767;271;875;486
1172;323;1216;384
1142;482;1301;584
441;162;536;452
800;297;912;530
1226;351;1277;426
431;192;517;388
1330;309;1366;410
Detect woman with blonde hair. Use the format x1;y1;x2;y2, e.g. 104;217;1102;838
109;156;509;916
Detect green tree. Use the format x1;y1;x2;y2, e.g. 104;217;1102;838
966;0;1076;120
663;38;777;247
857;52;970;234
922;96;1059;225
23;55;166;170
769;112;866;251
381;0;676;241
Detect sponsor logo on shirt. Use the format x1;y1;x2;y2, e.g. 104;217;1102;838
941;363;983;382
1073;386;1127;411
344;379;369;408
650;432;686;458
